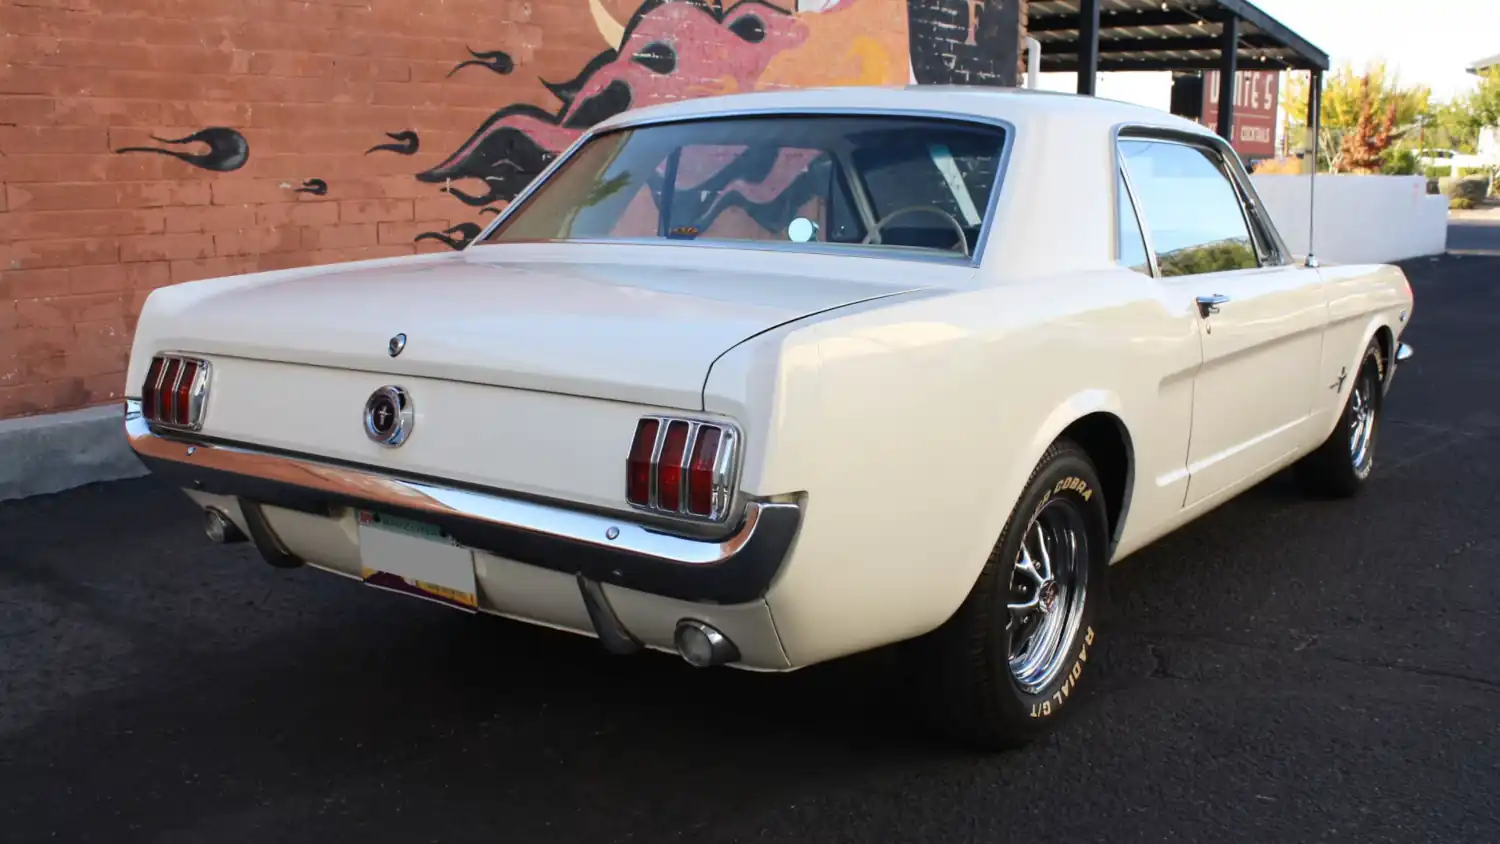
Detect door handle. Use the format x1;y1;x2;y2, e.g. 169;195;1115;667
1196;294;1231;318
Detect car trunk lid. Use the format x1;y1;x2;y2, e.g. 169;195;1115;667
152;252;919;409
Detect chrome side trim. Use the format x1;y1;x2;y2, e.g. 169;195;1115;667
1396;342;1414;362
124;402;801;604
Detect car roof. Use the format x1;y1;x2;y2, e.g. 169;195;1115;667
592;84;1213;139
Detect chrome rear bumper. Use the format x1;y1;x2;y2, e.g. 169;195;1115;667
124;401;802;605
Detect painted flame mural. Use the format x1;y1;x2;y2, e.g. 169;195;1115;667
107;0;1015;251
407;0;1007;248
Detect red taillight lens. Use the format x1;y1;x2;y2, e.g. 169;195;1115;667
140;354;209;428
656;420;691;511
626;416;736;520
141;358;164;421
159;358;183;421
625;418;659;506
174;360;198;425
686;425;721;516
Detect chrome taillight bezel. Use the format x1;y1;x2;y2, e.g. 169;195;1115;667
141;353;212;432
627;416;740;523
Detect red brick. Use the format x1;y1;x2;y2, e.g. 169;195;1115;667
7;181;210;212
76;319;132;348
0;380;88;417
6;183;116;212
372;176;439;199
170;256;260;283
80;370;127;405
0;301;16;331
377;219;449;245
340;199;412;224
10;238;119;269
0;267;70;300
301;223;378;250
211;180;298;207
0;126;110;154
50;97;165;127
119;233;214;262
248;51;337;78
413;195;473;221
3;208;165;241
164;205;258;234
70;261;172;294
20;346;129;381
0;96;54;124
16;293;125;328
311;245;413;265
214;226;304;256
253;251;319;272
156;100;254;128
0;325;75;364
255;201;340;227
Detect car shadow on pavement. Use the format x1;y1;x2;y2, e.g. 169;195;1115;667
0;460;1356;843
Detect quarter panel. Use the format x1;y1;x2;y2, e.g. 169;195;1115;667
710;270;1202;666
1312;262;1414;434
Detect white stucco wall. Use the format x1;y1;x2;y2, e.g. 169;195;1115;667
1251;174;1449;265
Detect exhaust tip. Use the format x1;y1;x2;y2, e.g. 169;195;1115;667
673;619;739;668
204;508;247;544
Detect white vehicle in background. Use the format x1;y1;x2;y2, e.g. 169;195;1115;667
124;86;1415;749
1419;147;1490;173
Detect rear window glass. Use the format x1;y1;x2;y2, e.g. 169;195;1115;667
482;115;1008;258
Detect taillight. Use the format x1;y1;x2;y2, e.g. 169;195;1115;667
625;418;659;506
625;416;738;521
656;420;691;511
686;426;721;516
140;354;211;430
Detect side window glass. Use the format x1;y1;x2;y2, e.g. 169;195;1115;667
1117;167;1151;276
1118;139;1258;277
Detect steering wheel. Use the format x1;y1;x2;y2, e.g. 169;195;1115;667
861;205;970;257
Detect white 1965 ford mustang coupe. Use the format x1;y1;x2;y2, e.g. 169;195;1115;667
125;86;1414;748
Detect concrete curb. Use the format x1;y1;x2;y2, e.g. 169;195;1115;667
0;405;147;502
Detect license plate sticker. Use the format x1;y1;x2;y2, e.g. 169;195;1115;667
357;511;478;612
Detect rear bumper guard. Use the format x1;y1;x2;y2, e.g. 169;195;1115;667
124;401;802;605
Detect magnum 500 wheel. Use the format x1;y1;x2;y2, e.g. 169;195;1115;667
915;438;1111;750
1297;337;1385;499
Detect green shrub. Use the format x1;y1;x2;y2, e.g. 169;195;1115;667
1438;176;1490;202
1451;195;1477;210
1382;147;1419;175
1425;165;1492;179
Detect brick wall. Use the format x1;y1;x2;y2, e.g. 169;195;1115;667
0;0;1019;421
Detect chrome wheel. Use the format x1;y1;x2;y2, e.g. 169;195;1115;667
1006;498;1090;694
1348;373;1375;472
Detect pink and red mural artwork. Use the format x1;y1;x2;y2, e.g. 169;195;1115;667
409;0;1015;248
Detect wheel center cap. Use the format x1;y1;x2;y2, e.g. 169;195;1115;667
1038;581;1059;614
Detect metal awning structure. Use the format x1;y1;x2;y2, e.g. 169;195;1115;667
1027;0;1329;148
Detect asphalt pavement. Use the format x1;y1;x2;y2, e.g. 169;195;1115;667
3;230;1499;844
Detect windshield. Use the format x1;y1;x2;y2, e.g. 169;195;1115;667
481;115;1008;258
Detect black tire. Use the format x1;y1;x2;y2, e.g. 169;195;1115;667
1296;338;1385;499
912;438;1110;750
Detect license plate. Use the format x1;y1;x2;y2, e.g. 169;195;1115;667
357;511;478;612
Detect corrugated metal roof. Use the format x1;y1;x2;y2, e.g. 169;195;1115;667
1029;0;1328;73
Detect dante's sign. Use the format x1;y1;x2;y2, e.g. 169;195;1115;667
1202;70;1280;159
